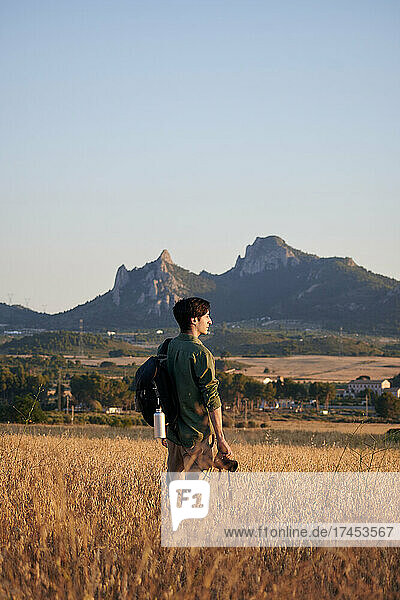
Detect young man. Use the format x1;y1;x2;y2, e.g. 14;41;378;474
164;297;232;476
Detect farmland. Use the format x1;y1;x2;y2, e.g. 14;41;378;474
77;353;400;384
1;424;400;599
224;354;400;383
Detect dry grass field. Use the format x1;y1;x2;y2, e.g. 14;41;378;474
80;354;400;384
1;426;400;599
227;355;400;383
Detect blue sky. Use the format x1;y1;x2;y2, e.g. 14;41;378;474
1;1;399;313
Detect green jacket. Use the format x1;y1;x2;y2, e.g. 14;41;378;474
162;333;221;447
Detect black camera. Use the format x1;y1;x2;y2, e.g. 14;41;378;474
213;451;239;472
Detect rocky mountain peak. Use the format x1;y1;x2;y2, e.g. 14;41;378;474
112;264;129;305
157;249;173;264
343;257;357;267
233;235;318;276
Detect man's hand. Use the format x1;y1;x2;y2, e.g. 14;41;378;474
209;406;232;455
216;436;232;456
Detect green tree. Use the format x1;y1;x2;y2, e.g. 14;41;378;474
374;391;400;419
103;379;134;409
244;380;264;401
70;373;105;409
0;394;47;423
263;382;276;403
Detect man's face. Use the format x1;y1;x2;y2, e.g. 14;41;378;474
193;311;212;335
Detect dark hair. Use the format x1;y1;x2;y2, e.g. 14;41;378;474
173;297;210;331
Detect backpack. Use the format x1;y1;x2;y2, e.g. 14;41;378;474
134;338;180;436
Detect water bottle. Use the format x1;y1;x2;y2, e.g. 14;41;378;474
154;407;166;439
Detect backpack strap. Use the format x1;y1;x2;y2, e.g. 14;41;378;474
157;337;172;356
157;337;182;444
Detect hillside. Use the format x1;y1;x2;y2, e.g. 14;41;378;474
0;331;136;356
206;329;399;357
1;236;399;334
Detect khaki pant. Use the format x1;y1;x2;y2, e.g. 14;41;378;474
167;435;216;479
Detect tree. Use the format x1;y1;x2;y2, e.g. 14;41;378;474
244;380;264;401
0;394;47;423
70;373;105;409
263;382;276;403
374;391;400;419
391;372;400;387
103;379;133;409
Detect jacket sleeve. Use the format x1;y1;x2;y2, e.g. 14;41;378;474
192;350;221;412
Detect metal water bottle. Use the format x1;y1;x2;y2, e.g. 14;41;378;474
154;407;166;439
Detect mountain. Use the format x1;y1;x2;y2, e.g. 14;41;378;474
205;237;399;333
0;303;46;329
1;236;399;334
215;235;319;277
45;249;216;330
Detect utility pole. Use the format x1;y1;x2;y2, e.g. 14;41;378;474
79;319;84;357
365;392;369;418
57;370;62;412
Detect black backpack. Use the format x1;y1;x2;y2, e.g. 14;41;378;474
134;338;180;436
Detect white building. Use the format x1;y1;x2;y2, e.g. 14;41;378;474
347;379;391;397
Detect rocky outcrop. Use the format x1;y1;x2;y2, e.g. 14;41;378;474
232;236;317;276
112;265;129;305
4;236;397;334
112;250;182;316
139;251;181;315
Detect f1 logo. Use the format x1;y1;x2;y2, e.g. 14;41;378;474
169;480;210;531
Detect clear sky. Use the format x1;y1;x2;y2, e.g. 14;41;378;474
1;0;399;313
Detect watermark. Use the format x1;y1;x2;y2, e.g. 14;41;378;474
161;472;400;547
169;479;210;531
223;523;399;541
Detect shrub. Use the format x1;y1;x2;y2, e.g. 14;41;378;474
386;428;400;441
90;400;103;412
0;395;47;424
109;416;133;428
88;414;108;425
374;392;400;419
109;350;129;358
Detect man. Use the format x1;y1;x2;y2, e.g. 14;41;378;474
163;297;232;476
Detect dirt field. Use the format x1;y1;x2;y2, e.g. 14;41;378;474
227;355;400;383
243;419;399;435
79;354;400;383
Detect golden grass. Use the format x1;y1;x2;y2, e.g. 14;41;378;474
0;432;400;599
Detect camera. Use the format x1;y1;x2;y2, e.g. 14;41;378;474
213;451;239;472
